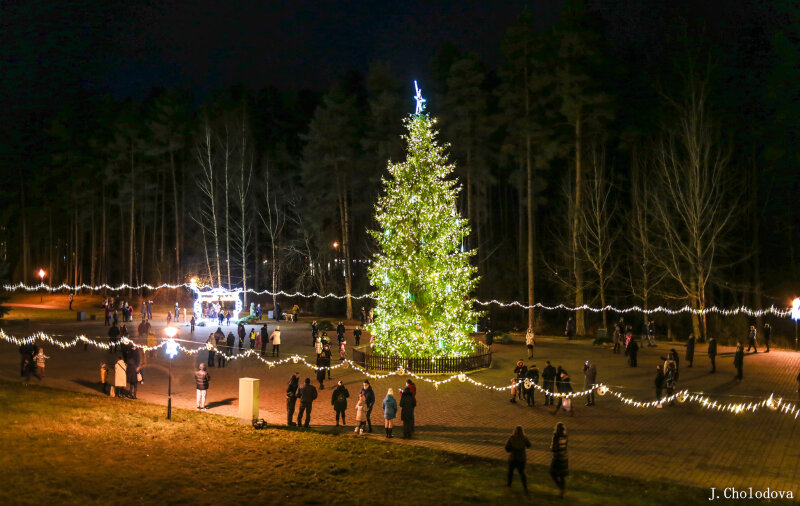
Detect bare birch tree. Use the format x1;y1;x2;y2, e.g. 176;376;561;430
194;114;223;287
651;75;738;340
257;159;286;316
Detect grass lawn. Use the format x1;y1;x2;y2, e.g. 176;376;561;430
0;379;709;505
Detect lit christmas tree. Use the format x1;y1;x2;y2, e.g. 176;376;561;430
367;83;480;358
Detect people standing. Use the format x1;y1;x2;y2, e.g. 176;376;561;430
261;323;269;356
353;326;362;346
195;363;210;410
361;380;376;433
564;316;575;339
237;323;245;353
505;426;530;493
513;360;527;401
746;325;758;353
685;333;695;368
190;315;195;333
549;423;569;499
100;362;110;394
734;342;744;380
382;388;398;438
316;354;327;390
707;337;717;373
322;345;332;380
523;364;539;407
399;387;416;438
286;373;299;426
583;360;597;406
108;324;120;353
354;394;368;434
311;321;319;346
207;334;216;367
542;361;556;406
126;347;141;400
763;323;771;352
34;348;50;377
336;321;345;343
360;306;367;325
226;331;235;360
626;338;639;367
215;332;226;368
654;365;665;402
114;357;127;395
68;293;74;311
552;370;574;416
296;378;317;428
646;319;656;347
331;380;350;427
664;359;677;405
525;328;535;358
141;301;147;321
270;326;281;357
249;328;256;350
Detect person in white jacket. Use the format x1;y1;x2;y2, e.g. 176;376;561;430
270;326;281;357
525;328;535;358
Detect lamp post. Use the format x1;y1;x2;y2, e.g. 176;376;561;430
38;269;45;303
164;326;179;419
791;298;800;350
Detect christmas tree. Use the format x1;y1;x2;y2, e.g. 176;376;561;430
367;84;480;358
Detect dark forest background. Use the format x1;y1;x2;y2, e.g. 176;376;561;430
2;1;799;339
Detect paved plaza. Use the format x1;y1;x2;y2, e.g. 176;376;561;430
2;303;800;493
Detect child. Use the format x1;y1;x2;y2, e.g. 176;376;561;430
100;362;110;394
34;348;50;378
339;340;346;361
315;337;322;356
509;378;519;403
354;394;367;434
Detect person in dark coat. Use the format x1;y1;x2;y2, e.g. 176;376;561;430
583;361;597;406
126;347;141;399
260;324;269;356
734;342;744;380
685;333;695;368
107;324;120;353
331;380;350;426
669;348;680;379
552;370;574;416
564;316;575;339
707;337;717;373
504;426;531;492
336;321;345;342
763;323;771;352
206;334;216;367
274;302;281;321
295;378;318;428
404;379;417;399
550;422;568;499
316;354;328;390
360;380;376;432
513;360;527;400
627;339;639;367
237;323;246;353
286;373;299;426
226;332;235;358
311;321;319;346
542;361;557;406
322;345;332;379
654;365;665;401
353;326;362;346
664;360;677;406
399;387;417;438
523;365;539;406
746;325;758;353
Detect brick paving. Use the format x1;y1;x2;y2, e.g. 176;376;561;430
2;312;799;493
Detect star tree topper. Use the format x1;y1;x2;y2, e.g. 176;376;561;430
414;80;426;114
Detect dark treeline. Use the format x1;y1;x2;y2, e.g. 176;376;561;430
2;1;799;337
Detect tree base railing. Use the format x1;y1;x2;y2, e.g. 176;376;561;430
351;342;491;374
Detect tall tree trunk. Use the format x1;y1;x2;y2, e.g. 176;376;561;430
201;225;213;285
90;203;96;286
100;187;106;286
336;171;353;320
129;143;135;295
573;110;585;335
20;178;28;284
48;207;53;289
253;222;259;292
170;148;181;282
526;135;535;331
224;133;232;289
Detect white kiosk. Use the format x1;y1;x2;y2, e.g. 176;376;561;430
190;279;243;322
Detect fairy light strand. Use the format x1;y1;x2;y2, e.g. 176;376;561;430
3;330;796;420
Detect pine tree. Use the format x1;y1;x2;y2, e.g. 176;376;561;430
367;111;480;358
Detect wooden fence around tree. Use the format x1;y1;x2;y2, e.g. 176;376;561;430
351;342;492;374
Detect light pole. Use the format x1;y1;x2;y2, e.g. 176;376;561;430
38;269;45;303
791;298;800;350
164;326;179;420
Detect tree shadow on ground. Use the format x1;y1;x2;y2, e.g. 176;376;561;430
206;397;237;409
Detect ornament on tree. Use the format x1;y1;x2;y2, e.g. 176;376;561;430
458;372;466;382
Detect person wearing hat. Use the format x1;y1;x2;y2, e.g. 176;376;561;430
270;326;282;357
331;380;350;426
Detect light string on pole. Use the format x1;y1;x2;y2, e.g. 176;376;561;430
1;282;791;317
2;330;797;420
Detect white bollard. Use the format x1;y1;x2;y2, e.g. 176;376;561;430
238;377;260;424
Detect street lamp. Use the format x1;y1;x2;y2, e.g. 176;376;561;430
164;326;179;419
38;269;45;303
791;298;800;349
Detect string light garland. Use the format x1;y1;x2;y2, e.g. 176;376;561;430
3;330;797;420
2;282;789;317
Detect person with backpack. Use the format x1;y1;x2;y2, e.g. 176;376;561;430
331;380;350;426
295;378;318;428
505;425;531;493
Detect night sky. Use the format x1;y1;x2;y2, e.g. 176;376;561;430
2;0;561;106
